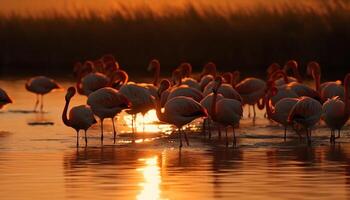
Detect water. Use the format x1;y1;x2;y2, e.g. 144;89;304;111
1;79;350;200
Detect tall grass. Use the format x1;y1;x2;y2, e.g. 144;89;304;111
0;0;350;80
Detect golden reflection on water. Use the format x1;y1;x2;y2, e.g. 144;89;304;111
123;110;172;134
137;156;162;200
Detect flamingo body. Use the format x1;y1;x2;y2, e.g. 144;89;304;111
0;88;12;109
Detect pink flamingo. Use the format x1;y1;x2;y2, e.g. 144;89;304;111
0;88;12;109
62;87;97;147
87;87;131;144
178;63;201;91
235;74;266;118
307;61;344;102
155;79;207;149
200;93;224;139
199;62;217;91
25;76;61;112
322;73;350;142
288;96;322;145
203;72;242;102
274;60;302;86
166;70;203;103
210;76;243;147
265;86;298;140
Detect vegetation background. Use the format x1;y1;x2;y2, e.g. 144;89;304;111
0;0;349;80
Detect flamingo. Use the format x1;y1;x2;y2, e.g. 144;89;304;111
198;62;217;90
119;82;155;139
178;63;201;91
203;72;242;102
0;88;12;109
155;79;207;149
166;69;203;103
62;87;97;147
87;87;131;144
265;86;298;140
210;76;243;147
268;70;298;106
200;92;224;139
288;96;322;145
307;61;344;102
322;73;350;142
25;76;61;112
271;69;320;101
76;61;110;96
235;75;266;118
274;60;302;86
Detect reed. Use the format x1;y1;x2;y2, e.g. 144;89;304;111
0;0;349;80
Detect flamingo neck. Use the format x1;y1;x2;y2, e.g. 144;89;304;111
153;65;160;86
62;98;71;127
76;76;84;95
210;92;218;121
271;71;289;84
155;96;167;122
315;75;321;95
265;95;275;119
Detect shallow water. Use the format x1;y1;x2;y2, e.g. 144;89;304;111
1;79;350;200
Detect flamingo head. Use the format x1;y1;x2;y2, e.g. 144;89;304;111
307;61;321;78
269;69;289;84
171;69;182;85
157;79;171;98
284;60;302;82
93;59;105;72
179;62;192;78
148;59;160;71
202;62;217;77
65;87;76;101
111;70;129;85
73;62;83;78
222;72;233;84
267;63;281;77
101;54;116;64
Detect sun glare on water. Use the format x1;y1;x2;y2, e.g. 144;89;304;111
137;156;163;200
123;110;173;134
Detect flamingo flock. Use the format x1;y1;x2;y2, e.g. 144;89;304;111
1;55;350;149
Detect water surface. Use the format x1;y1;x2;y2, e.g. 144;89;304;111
0;79;350;200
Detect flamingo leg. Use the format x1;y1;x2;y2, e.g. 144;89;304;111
112;117;117;144
253;105;256;119
232;126;236;148
100;119;104;145
248;106;251;118
33;94;39;112
178;128;183;149
330;130;334;143
84;130;88;146
76;130;79;148
202;119;206;135
336;129;341;139
208;119;212;139
182;128;189;146
225;127;228;147
284;126;287;141
40;95;44;112
307;128;311;146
